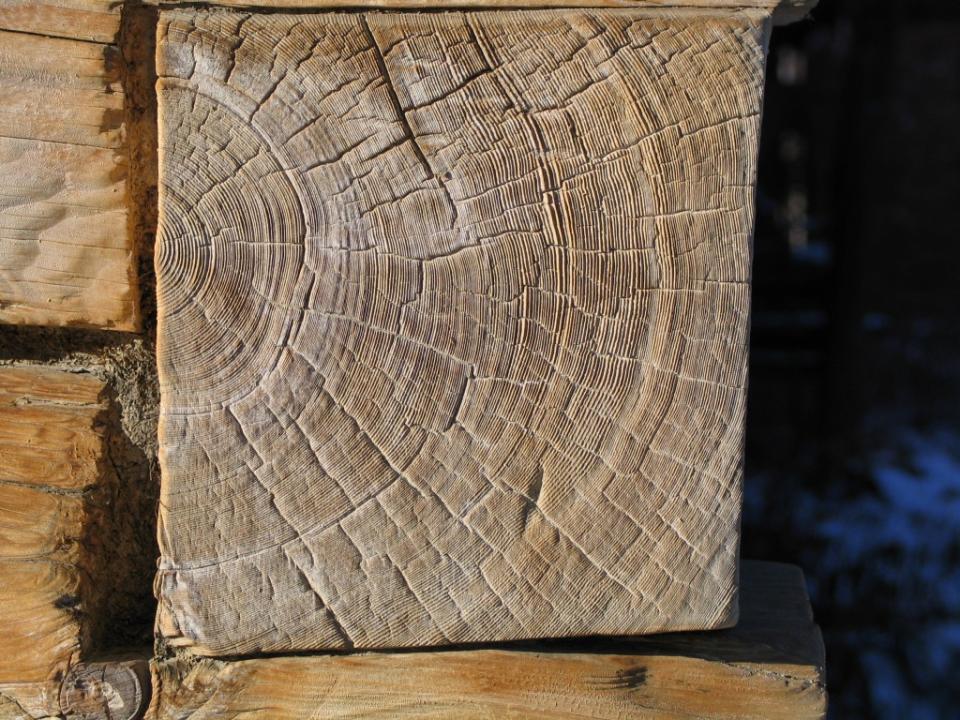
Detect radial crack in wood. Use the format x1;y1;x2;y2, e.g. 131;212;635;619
156;7;770;654
59;658;150;720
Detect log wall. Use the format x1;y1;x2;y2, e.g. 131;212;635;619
0;1;139;331
0;1;823;718
0;2;159;718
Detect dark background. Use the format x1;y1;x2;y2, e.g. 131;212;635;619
744;1;960;717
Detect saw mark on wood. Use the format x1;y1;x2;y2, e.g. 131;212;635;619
155;8;770;654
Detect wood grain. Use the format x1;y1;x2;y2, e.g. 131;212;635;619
0;367;111;718
0;367;108;491
145;1;817;26
0;2;121;45
156;8;770;654
59;657;151;720
149;561;826;720
0;6;139;331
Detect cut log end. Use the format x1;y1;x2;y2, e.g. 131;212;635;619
155;5;768;655
59;660;150;720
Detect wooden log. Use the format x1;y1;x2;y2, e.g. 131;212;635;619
156;6;774;653
148;561;826;719
0;2;122;44
0;2;139;331
59;657;151;720
144;1;818;26
0;368;110;491
0;367;112;718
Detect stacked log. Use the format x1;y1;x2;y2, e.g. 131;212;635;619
0;2;825;718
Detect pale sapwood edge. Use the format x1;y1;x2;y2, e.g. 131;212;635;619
147;562;826;720
141;0;818;26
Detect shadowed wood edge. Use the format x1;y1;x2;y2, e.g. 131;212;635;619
148;561;827;719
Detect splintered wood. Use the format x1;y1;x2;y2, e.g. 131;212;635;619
150;562;827;720
0;1;139;331
0;367;111;718
156;8;770;654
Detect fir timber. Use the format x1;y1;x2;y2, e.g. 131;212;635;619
0;366;113;718
145;1;818;26
0;2;140;331
157;6;771;653
149;561;826;720
0;1;121;45
58;656;151;720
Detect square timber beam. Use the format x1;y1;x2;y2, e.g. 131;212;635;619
153;0;815;654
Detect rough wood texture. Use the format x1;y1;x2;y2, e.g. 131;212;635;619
0;4;140;331
0;367;112;718
145;1;817;26
0;1;121;44
149;561;826;719
59;658;151;720
156;8;770;654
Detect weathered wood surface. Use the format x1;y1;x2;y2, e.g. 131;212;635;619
0;3;139;331
59;657;151;720
157;7;771;653
149;561;826;719
0;1;121;44
145;1;817;26
0;367;113;718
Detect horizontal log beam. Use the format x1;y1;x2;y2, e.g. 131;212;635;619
0;3;139;331
0;367;114;718
0;1;120;44
149;561;826;719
